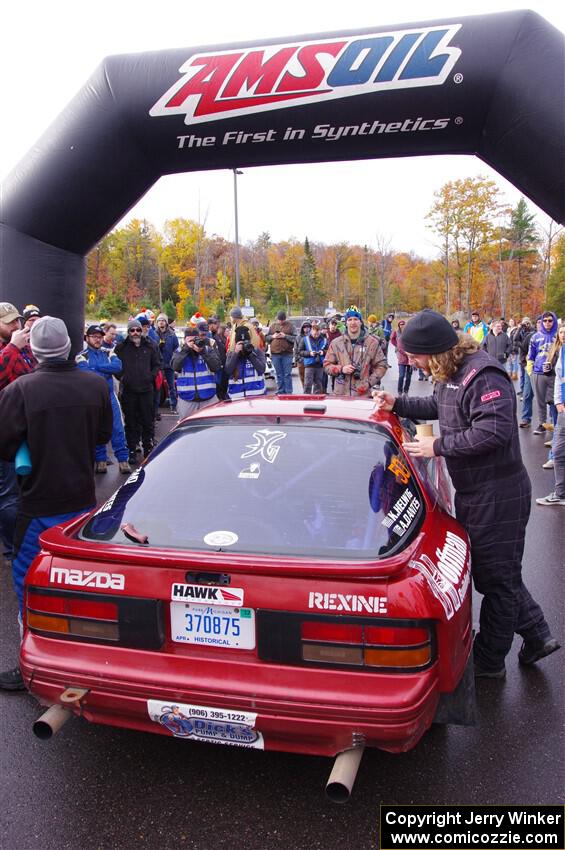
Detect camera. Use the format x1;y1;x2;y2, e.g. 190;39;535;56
193;337;206;350
352;367;361;380
235;325;254;356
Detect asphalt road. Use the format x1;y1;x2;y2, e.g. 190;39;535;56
1;365;563;850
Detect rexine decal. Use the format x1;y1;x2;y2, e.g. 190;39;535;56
149;24;462;126
171;584;244;605
308;592;387;614
50;567;125;590
410;530;470;619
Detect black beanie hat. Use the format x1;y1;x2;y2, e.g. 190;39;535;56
401;309;459;354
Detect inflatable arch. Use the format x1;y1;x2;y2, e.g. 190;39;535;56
1;9;563;349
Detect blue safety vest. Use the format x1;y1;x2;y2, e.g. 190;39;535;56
228;360;266;399
177;354;217;401
303;335;327;367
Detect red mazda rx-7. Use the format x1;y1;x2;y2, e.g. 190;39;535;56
21;396;473;799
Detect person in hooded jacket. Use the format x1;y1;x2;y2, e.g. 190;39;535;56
528;311;558;434
374;309;560;679
324;306;387;397
297;321;327;393
536;323;565;505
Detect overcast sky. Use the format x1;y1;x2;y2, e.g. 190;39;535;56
1;1;563;258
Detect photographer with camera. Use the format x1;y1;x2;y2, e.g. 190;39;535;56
324;306;387;397
171;326;222;419
225;320;266;400
297;321;327;394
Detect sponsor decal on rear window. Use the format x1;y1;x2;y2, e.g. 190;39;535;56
387;455;411;484
238;462;261;479
382;488;421;537
203;530;238;547
241;429;286;463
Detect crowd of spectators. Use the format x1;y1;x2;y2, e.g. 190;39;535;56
0;299;562;690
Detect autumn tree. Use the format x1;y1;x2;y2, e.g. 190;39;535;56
426;177;504;313
300;237;322;313
544;234;565;317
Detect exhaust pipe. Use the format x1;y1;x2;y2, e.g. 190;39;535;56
33;704;73;740
33;687;89;740
325;746;365;803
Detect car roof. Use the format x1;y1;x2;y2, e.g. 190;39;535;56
176;395;391;428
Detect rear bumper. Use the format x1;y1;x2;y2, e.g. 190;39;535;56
22;636;441;756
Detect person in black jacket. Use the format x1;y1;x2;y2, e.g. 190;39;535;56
482;319;512;364
115;319;161;464
374;309;559;679
0;316;113;690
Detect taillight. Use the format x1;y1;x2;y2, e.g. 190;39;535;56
258;611;435;672
26;587;164;649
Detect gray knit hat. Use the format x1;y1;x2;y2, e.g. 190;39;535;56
230;306;243;320
127;319;142;332
30;316;71;362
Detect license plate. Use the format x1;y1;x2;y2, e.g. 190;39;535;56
170;602;255;649
147;700;264;748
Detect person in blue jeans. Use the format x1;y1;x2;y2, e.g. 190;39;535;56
265;310;295;395
76;325;131;474
0;459;18;560
155;313;179;412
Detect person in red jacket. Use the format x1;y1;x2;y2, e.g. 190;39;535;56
0;303;37;570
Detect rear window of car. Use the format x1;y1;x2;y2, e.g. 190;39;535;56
80;418;425;560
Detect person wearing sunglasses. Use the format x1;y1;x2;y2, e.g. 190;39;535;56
527;312;558;435
115;319;161;465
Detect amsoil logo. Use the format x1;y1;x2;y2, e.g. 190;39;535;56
172;583;244;606
150;24;462;126
50;567;125;590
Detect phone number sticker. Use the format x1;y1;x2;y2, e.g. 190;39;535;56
147;700;264;748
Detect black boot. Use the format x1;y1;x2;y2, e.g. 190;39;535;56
0;666;25;690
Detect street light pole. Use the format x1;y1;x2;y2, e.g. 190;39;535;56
233;168;243;307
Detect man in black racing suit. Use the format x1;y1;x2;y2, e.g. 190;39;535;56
374;309;560;679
